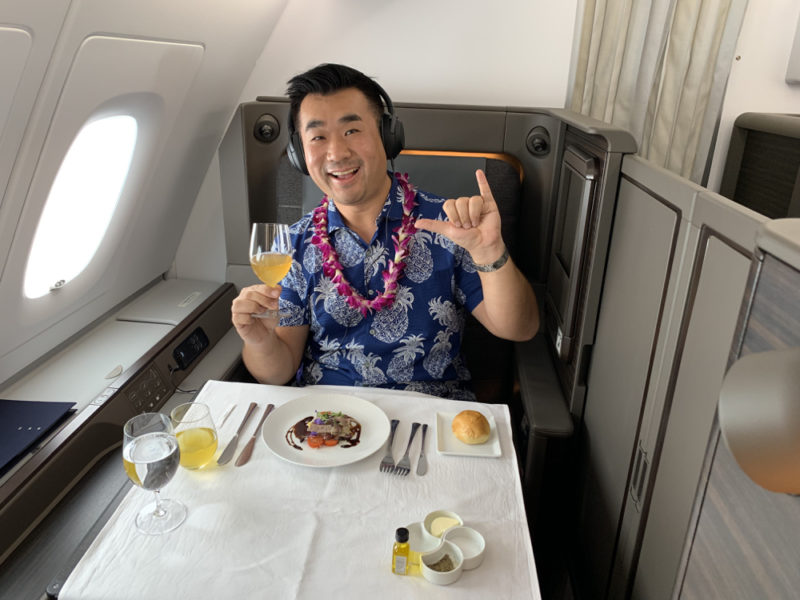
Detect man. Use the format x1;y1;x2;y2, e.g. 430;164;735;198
231;63;538;399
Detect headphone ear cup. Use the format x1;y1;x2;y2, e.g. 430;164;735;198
287;130;308;175
381;113;405;160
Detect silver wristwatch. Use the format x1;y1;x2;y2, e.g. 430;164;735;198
473;246;510;272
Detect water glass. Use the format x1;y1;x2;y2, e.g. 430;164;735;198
123;412;186;534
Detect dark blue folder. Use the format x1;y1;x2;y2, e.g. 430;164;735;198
0;399;76;476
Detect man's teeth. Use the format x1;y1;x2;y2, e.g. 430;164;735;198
331;168;358;178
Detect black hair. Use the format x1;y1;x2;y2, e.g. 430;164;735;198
286;63;385;132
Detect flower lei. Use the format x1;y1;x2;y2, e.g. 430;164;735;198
310;172;417;317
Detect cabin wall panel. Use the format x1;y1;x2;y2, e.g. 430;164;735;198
572;154;767;599
0;0;72;275
0;0;288;387
575;161;695;599
678;254;800;599
581;179;686;591
632;232;755;600
172;154;227;283
0;36;204;382
0;27;32;166
626;194;765;599
236;0;577;108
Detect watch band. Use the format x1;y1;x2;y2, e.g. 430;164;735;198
473;246;510;272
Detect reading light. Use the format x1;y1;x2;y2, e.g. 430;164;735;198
718;347;800;493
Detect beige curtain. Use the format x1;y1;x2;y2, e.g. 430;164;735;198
570;0;749;184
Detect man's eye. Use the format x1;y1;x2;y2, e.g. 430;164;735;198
310;135;324;142
344;128;359;136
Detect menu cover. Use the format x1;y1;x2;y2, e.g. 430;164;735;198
0;399;76;476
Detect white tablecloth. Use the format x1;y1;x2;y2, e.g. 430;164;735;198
60;381;540;599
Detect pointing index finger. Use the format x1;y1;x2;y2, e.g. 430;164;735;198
475;169;494;202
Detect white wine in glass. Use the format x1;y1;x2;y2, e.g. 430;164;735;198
123;413;187;535
249;222;292;319
170;402;218;470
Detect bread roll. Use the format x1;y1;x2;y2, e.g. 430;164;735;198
451;410;490;444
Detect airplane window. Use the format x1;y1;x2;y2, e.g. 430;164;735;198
23;115;137;298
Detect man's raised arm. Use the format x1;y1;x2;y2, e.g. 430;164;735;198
231;284;309;384
414;169;539;341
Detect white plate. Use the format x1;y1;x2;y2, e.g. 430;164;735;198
435;412;501;458
262;394;390;467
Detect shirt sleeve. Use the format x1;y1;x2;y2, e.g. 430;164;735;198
278;219;313;327
453;244;484;313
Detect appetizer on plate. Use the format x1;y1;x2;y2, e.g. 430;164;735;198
286;410;362;450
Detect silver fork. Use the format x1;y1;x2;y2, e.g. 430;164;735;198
393;422;421;476
379;419;400;473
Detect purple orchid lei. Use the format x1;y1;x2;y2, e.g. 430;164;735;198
310;172;418;317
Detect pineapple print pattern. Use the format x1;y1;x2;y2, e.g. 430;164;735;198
314;277;363;328
405;232;434;283
317;336;342;368
284;259;307;296
333;228;364;268
279;298;306;327
364;241;388;277
345;340;387;386
302;360;323;384
387;334;426;382
371;284;414;343
278;176;484;399
423;297;462;379
302;240;323;275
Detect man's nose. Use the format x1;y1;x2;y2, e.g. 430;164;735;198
326;135;351;161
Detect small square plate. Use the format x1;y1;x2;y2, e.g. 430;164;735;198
435;412;501;458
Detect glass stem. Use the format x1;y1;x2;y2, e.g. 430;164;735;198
152;490;166;518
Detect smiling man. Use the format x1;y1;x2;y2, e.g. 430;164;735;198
230;63;538;400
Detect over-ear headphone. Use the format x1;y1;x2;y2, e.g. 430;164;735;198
286;82;405;175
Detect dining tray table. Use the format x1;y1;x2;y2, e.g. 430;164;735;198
59;381;541;599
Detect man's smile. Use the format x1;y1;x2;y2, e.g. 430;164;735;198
329;167;360;181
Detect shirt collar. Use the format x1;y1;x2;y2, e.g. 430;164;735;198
325;172;406;234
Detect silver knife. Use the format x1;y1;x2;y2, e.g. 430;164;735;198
235;403;275;467
416;423;428;476
217;401;257;465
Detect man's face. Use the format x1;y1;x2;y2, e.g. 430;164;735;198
297;88;389;211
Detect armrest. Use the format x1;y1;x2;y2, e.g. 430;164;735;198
514;335;574;438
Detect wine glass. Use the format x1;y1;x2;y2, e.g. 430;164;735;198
170;402;218;469
122;413;187;534
249;222;293;319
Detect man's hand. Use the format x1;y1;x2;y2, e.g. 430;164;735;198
414;169;506;266
231;284;282;346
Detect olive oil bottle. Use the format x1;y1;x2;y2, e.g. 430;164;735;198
392;527;410;575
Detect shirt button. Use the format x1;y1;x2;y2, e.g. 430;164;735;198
370;329;376;335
